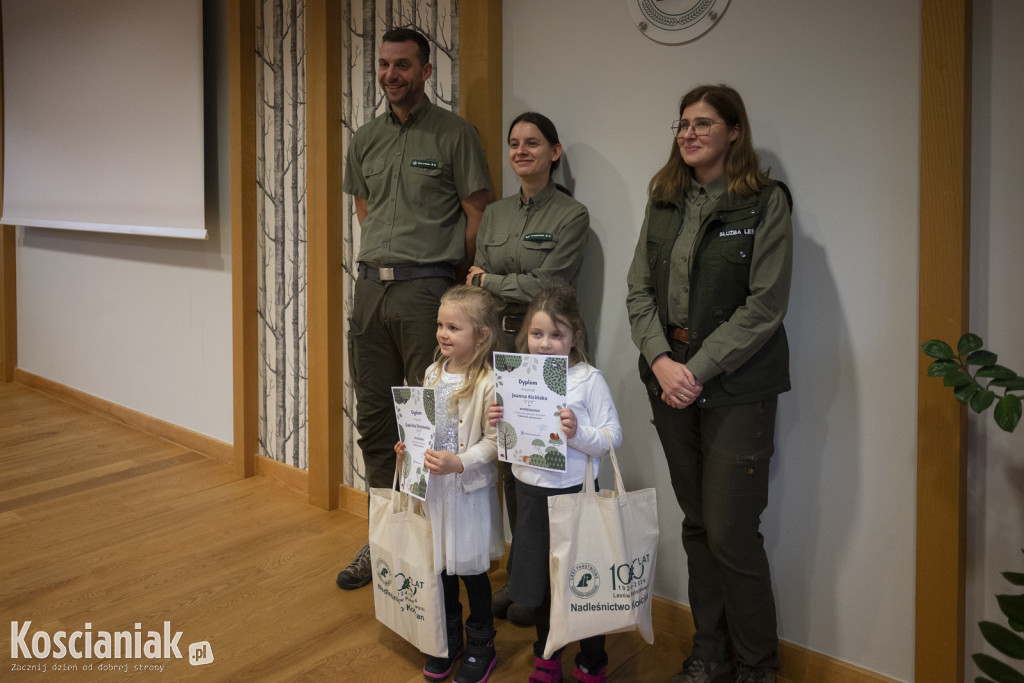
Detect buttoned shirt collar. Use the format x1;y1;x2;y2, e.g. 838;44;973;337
517;179;558;210
386;97;433;126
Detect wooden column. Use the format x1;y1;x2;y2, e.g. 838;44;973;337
230;0;258;478
306;0;344;510
916;1;972;681
459;0;504;198
0;18;15;384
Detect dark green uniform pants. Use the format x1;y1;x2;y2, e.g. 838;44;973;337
348;274;451;489
649;393;780;670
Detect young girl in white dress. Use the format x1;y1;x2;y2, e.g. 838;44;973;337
395;285;504;683
488;283;623;683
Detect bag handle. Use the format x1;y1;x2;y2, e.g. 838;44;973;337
581;429;626;496
390;461;429;517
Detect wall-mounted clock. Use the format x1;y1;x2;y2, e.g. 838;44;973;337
626;0;731;45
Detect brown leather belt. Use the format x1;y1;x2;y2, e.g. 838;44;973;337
502;315;524;335
667;325;691;343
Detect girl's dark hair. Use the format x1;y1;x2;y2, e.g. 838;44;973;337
515;282;588;366
648;83;770;202
508;111;562;175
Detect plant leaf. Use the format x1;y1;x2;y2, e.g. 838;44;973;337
959;333;985;355
928;359;961;377
968;350;999;366
974;677;997;683
998;593;1024;627
994;395;1023;433
1013;618;1024;633
978;365;1018;381
971;389;998;413
980;621;1024;659
1004;571;1024;587
972;653;1024;683
923;339;956;360
945;370;973;388
990;378;1024;391
956;381;981;403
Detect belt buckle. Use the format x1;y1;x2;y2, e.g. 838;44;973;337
378;267;395;281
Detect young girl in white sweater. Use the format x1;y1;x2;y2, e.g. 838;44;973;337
395;285;504;683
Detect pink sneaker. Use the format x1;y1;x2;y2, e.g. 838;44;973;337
573;663;606;683
528;654;562;683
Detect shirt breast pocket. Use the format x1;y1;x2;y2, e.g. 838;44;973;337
408;163;450;200
362;158;387;196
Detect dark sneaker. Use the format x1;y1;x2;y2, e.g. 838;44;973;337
669;655;736;683
736;665;778;683
335;543;371;590
491;584;512;620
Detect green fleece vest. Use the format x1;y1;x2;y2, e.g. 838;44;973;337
643;183;791;407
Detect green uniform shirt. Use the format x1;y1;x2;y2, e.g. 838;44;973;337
626;179;792;384
474;181;589;312
343;99;490;267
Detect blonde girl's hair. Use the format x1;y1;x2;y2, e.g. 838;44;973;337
515;282;588;367
431;285;501;403
648;83;771;203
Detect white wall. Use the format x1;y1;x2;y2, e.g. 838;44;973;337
966;0;1024;675
504;2;920;679
14;0;233;443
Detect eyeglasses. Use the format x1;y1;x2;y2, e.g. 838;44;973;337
671;118;723;137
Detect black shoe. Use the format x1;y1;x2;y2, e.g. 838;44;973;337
737;665;777;683
424;604;464;681
336;543;372;590
507;601;536;627
668;655;736;683
454;622;496;683
491;585;512;620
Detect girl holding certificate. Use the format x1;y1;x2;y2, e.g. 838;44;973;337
395;285;504;683
487;284;623;683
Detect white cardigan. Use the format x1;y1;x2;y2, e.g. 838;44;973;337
423;361;499;492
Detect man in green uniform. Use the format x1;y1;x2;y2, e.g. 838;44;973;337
338;27;490;590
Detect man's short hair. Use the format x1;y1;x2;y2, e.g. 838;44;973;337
382;28;430;66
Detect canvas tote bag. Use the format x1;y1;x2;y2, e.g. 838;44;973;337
544;435;659;657
369;472;448;657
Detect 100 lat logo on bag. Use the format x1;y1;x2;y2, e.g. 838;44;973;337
567;554;652;612
375;558;428;620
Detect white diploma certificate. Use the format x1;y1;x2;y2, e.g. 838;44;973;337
492;352;568;471
392;386;436;500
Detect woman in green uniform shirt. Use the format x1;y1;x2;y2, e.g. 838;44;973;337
626;84;792;683
467;111;590;626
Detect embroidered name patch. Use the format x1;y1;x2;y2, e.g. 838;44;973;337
524;233;553;242
716;228;755;238
410;159;439;169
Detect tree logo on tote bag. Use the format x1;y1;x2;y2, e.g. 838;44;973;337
376;558;393;587
569;563;601;599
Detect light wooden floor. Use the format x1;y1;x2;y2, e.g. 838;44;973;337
0;382;703;682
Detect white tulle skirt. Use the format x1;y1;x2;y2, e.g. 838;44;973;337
426;471;504;576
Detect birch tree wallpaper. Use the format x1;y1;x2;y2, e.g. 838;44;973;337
257;0;308;470
341;0;460;489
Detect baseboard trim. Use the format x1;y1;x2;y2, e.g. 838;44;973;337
337;483;369;518
14;369;234;465
254;453;308;495
652;596;897;682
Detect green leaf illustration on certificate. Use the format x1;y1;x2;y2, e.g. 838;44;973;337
392;386;435;499
492;352;568;471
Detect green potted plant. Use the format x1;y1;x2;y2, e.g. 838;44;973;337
923;333;1024;681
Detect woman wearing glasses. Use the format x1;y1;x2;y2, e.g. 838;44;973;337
466;111;590;627
626;84;792;683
